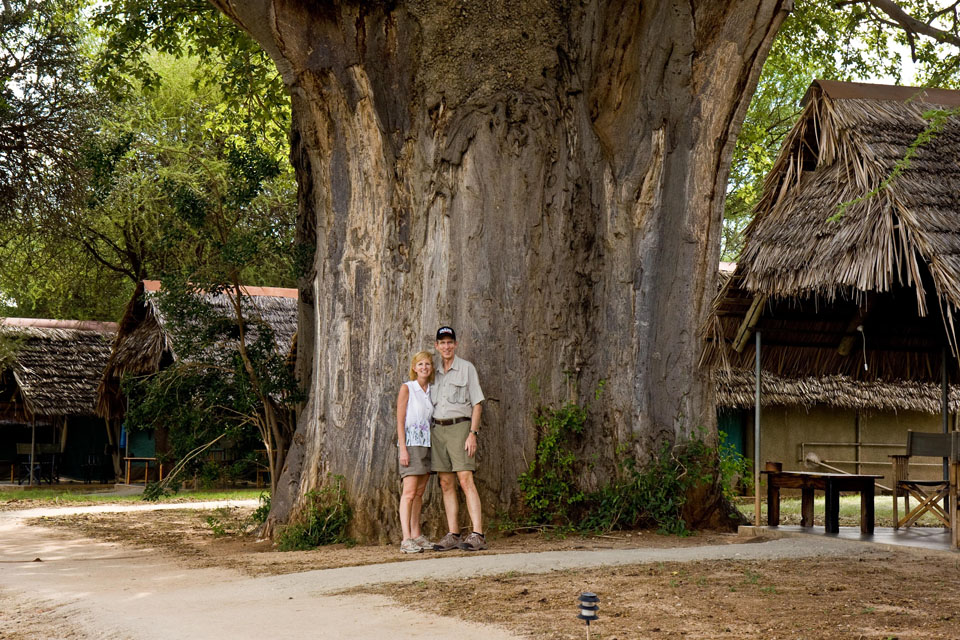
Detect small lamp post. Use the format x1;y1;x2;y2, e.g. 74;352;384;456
577;592;599;639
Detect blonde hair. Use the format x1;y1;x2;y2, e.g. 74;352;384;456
408;350;435;383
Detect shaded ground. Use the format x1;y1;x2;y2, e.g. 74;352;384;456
33;505;736;576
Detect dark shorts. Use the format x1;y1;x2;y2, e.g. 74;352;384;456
399;445;431;478
430;420;476;473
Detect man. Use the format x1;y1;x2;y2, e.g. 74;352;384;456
430;325;486;551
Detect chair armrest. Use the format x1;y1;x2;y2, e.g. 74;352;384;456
890;454;911;483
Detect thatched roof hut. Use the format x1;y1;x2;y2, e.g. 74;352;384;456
705;80;960;382
0;318;117;420
97;281;298;419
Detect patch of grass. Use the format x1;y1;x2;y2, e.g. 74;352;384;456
204;506;254;537
735;494;944;528
0;487;265;507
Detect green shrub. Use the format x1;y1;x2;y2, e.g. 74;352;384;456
717;430;752;500
517;402;587;526
252;491;271;525
275;475;352;551
206;514;228;537
517;397;721;536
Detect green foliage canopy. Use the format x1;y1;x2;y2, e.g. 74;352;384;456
724;0;960;260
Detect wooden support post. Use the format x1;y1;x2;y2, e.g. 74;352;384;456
801;487;814;527
765;462;782;526
952;461;959;550
754;331;762;527
825;478;840;534
943;349;949;483
733;294;767;353
29;419;36;487
861;481;876;535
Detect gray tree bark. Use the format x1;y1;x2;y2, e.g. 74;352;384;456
211;0;790;540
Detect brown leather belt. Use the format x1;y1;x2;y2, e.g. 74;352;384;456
433;417;470;426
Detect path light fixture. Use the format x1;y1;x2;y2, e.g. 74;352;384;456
577;592;599;639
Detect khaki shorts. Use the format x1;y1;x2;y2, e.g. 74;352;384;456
430;420;476;472
399;445;432;478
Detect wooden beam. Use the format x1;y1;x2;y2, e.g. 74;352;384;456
733;294;767;353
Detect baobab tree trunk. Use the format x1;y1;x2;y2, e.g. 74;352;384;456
212;0;791;540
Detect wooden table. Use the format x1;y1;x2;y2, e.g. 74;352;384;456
762;467;883;534
124;457;164;485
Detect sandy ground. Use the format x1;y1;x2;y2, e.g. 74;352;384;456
2;501;957;639
0;502;515;640
26;503;743;575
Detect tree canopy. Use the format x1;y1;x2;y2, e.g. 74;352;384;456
0;0;95;222
0;4;295;321
724;0;960;259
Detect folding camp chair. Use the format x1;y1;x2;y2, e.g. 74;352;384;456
891;430;953;529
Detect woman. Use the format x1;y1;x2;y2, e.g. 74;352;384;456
396;350;435;553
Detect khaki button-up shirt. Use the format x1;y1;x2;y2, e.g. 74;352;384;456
431;355;484;420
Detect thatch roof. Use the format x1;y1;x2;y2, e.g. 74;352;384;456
0;318;117;419
705;80;960;383
716;369;960;414
97;281;298;419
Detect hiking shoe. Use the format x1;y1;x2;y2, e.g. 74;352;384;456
400;538;423;554
458;532;487;551
412;535;434;551
432;532;462;551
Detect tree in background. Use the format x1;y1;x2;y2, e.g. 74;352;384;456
0;45;295;320
0;0;94;221
724;0;960;259
0;0;116;318
121;136;299;496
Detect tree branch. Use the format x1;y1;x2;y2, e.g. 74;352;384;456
850;0;960;51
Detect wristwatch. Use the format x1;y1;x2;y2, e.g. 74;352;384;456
470;429;480;437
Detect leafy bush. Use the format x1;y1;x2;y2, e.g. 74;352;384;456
275;475;353;551
717;430;752;501
517;402;587;526
517;398;722;536
252;491;271;525
206;514;228;537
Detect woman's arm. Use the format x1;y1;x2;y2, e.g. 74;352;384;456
397;383;410;467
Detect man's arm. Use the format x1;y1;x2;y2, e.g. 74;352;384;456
465;401;482;457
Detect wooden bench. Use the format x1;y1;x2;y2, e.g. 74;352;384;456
762;464;882;534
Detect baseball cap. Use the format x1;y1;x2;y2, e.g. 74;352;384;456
436;326;456;341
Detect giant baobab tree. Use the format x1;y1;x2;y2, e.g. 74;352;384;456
207;0;960;539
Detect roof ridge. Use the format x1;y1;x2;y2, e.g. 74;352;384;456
1;318;117;333
142;280;298;299
810;79;960;107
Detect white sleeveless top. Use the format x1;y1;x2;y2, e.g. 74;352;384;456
402;380;433;447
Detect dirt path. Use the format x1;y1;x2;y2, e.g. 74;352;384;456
0;502;880;639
